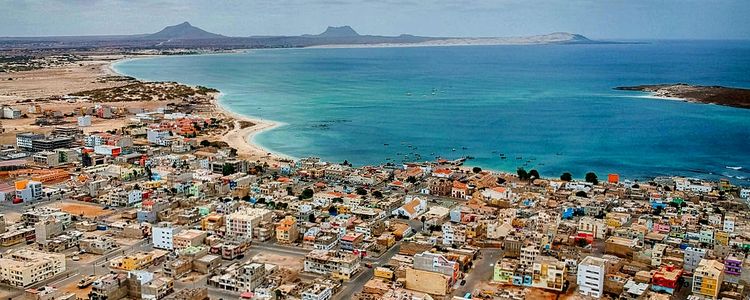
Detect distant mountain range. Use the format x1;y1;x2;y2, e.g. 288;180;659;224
145;22;225;40
0;22;612;50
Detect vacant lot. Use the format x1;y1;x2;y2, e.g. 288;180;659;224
49;201;111;218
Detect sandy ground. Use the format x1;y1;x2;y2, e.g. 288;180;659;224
1;53;293;167
47;202;111;218
252;252;304;273
0;55;126;102
0;99;172;144
211;99;292;167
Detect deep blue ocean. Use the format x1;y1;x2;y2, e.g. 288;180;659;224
114;41;750;182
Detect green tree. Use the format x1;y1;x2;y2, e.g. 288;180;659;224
517;168;529;180
472;167;482;173
300;188;314;199
372;191;383;198
560;172;573;181
529;169;540;179
585;172;598;185
355;187;367;195
575;191;588;198
406;176;417;184
222;163;235;176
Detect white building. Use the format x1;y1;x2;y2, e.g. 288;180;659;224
147;129;172;146
16;180;43;202
740;189;750;199
724;216;736;233
77;115;92;127
391;197;427;219
301;284;333;300
577;256;607;298
152;222;176;250
441;222;466;246
2;106;21;119
684;247;707;272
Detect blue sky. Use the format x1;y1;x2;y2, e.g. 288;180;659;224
1;0;748;39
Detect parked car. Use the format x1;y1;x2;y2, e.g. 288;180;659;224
77;275;97;288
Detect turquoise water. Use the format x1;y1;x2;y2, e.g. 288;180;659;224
115;41;750;182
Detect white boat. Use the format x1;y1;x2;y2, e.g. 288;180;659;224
726;166;743;170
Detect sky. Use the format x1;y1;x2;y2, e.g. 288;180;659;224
1;0;749;39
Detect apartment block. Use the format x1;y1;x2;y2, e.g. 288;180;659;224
304;250;361;281
0;249;66;287
577;256;607;298
692;259;724;299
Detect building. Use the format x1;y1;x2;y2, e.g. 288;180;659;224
684;247;707;272
692;259;724;299
78;115;92;127
153;222;176;250
225;207;273;240
340;232;364;252
31;136;74;152
301;283;333;300
16;133;43;150
79;236;117;255
173;230;206;250
275;216;299;244
651;264;683;294
391;197;426;219
3;106;22;119
405;268;451;296
0;249;66;287
724;256;742;283
15;179;43;202
413;251;460;283
147;129;173;146
577;256;607;298
578;216;607;239
304;250;361;281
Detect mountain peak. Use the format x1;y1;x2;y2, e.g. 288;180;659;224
146;22;224;40
317;26;360;37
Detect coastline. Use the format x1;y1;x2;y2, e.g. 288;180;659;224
109;56;294;166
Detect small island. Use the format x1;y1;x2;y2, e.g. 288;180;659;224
615;83;750;109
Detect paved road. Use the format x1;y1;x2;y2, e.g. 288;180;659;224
334;243;402;300
453;248;503;297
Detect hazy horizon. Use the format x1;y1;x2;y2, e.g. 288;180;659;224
1;0;749;40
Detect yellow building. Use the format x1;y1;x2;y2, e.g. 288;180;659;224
692;259;724;299
374;267;394;280
714;231;729;246
275;216;299;244
201;213;224;232
111;252;154;271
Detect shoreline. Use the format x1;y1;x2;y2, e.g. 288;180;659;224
109;56;294;166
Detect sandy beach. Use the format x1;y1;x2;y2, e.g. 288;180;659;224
209;96;292;165
0;53;291;166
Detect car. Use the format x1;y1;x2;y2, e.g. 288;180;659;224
460;279;466;286
236;254;245;260
77;275;97;288
72;255;80;261
365;262;373;268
